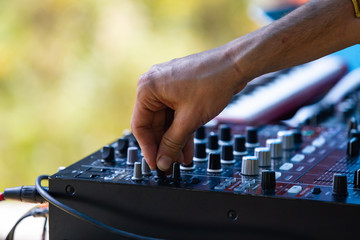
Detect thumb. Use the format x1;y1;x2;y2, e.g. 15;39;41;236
156;111;195;171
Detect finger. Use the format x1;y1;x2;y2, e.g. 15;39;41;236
182;134;194;165
131;100;159;170
156;109;196;171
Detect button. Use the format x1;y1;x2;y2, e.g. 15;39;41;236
312;136;325;147
312;187;321;194
279;163;294;171
291;154;305;163
288;185;302;194
302;145;316;154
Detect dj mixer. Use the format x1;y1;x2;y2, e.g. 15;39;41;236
46;58;360;240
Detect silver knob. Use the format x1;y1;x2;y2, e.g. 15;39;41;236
241;156;259;176
266;139;282;159
255;147;271;167
127;147;138;166
132;162;143;181
277;131;294;150
141;158;151;176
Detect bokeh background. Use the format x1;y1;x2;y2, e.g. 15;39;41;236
0;0;259;190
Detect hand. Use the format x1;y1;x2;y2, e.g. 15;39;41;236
131;45;246;171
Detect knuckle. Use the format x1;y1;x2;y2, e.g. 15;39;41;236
162;135;184;153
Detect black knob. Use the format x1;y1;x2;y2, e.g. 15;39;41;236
117;138;129;157
246;127;259;146
221;145;235;164
332;174;348;196
347;137;359;157
180;161;195;171
172;162;181;182
348;117;358;137
354;169;360;188
292;129;302;149
195;126;206;142
207;132;219;152
261;170;276;194
102;146;115;164
219;124;231;143
155;168;166;182
233;135;247;155
207;153;222;173
350;129;360;139
194;142;207;162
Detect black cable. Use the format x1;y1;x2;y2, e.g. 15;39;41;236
41;217;48;240
35;175;162;240
5;206;48;240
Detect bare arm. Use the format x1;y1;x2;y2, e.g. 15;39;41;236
131;0;360;171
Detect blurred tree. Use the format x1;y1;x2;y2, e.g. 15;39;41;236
0;0;257;189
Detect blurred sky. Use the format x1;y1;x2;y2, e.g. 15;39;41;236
0;0;258;189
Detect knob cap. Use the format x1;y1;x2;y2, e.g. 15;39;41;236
127;147;138;166
141;158;151;176
131;162;143;181
207;153;222;173
233;135;247;156
266;139;283;159
347;137;359;157
117;138;129;157
277;131;294;150
172;162;181;182
255;147;271;167
241;156;259;176
207;132;219;152
245;127;259;147
195;126;206;142
219;124;231;145
354;169;360;188
221;145;235;164
194;142;207;162
261;170;276;194
332;174;348;196
102;145;115;164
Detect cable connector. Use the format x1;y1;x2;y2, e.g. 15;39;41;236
3;186;46;203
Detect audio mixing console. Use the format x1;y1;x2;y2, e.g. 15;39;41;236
45;59;360;240
49;101;360;239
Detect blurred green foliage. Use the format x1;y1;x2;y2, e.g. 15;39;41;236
0;0;257;189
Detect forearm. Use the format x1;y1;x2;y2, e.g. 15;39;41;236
229;0;360;90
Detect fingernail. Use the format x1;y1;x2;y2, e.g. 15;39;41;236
157;156;172;171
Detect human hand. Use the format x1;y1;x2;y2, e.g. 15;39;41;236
131;45;246;171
